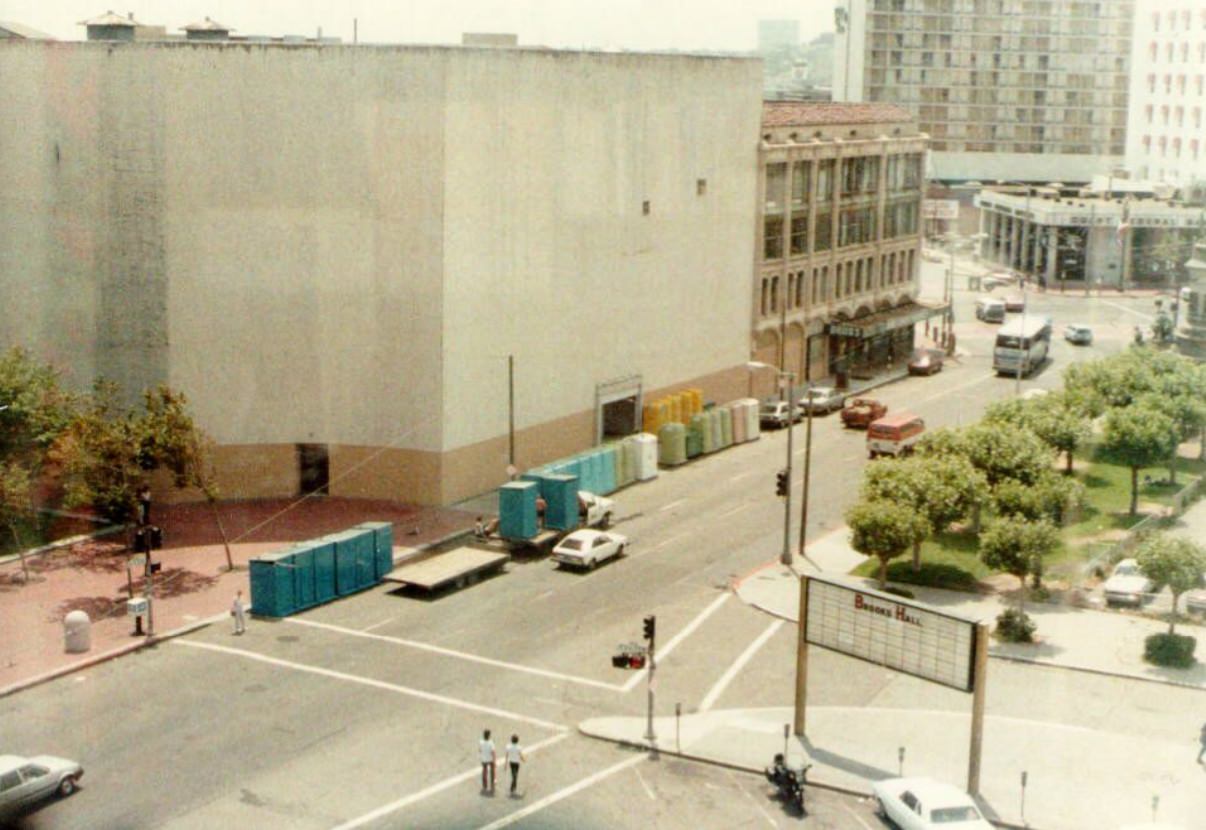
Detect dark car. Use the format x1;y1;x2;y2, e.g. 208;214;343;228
908;348;944;376
841;397;888;429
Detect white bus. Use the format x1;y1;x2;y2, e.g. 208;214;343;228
993;316;1052;376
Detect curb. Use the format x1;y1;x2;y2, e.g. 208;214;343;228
576;725;1031;830
986;650;1206;692
0;524;127;568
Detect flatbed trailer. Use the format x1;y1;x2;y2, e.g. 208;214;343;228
500;528;564;555
382;546;509;592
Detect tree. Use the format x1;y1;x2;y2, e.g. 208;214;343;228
957;422;1052;490
861;454;986;571
846;500;928;589
0;461;34;582
54;383;218;527
979;517;1059;619
983;392;1090;474
993;469;1084;526
1136;534;1206;635
1100;404;1179;515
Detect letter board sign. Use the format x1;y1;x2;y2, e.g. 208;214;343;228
804;575;980;692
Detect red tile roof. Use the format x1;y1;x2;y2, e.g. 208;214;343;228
762;101;915;128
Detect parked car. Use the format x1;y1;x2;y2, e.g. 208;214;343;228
841;397;887;429
1185;585;1206;616
1064;324;1094;345
872;777;993;830
576;491;615;529
907;348;944;376
551;529;628;570
799;386;845;414
982;271;1016;291
0;754;83;820
759;401;801;429
1103;558;1155;607
1003;293;1026;312
974;297;1006;323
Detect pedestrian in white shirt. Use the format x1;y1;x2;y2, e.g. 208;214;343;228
505;734;526;795
479;729;496;792
231;590;246;635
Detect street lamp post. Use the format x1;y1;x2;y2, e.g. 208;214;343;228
748;361;796;566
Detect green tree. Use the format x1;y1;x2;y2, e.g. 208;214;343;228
984;392;1091;474
0;461;34;582
1137;534;1206;634
1100;404;1179;516
993;469;1084;526
957;422;1052;489
846;500;928;589
979;517;1060;619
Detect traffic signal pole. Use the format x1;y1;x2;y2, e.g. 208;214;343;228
643;615;657;745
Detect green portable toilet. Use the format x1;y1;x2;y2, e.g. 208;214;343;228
311;539;337;602
658;422;688;466
355;521;395;579
249;552;296;618
291;545;317;610
719;407;733;448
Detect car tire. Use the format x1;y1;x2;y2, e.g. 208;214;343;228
588;557;597;570
616;544;626;559
59;776;77;797
599;513;612;529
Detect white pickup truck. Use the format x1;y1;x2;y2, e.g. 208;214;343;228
577;491;616;529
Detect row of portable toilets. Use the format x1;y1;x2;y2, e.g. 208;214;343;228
642;388;704;435
658;398;761;466
531;433;659;497
249;522;394;617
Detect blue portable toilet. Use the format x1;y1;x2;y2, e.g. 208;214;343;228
291;544;317;610
249;552;297;618
310;539;337;603
326;530;364;595
499;480;539;539
543;473;580;530
597;446;617;494
354;521;395;579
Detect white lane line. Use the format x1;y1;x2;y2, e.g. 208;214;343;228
284;617;624;692
1100;299;1154;321
633;766;657;801
699;619;784;712
650;533;686;551
173;639;567;731
731;770;778;828
361;618;395;633
659;499;686;513
475;754;646;830
332;732;569;830
841;802;875;829
622;593;731;693
718;504;745;520
915;372;992;405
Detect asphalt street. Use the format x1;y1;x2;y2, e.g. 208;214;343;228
1;261;1179;830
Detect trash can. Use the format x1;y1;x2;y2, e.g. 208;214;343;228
64;610;91;654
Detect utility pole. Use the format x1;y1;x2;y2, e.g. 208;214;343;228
781;371;796;567
507;354;515;474
643;615;657;745
797;339;813;558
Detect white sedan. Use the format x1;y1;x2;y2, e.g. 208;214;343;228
552;529;628;570
0;754;84;819
1103;558;1155;607
872;777;993;830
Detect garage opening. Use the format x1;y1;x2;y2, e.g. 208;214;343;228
595;375;643;444
297;443;330;496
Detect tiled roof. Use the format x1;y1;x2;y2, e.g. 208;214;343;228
78;10;140;27
182;16;233;32
0;20;55;39
762;101;915;128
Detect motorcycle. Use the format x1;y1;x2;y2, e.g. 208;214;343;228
764;753;812;815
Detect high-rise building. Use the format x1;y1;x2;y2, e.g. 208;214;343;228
1124;3;1206;189
834;0;1134;183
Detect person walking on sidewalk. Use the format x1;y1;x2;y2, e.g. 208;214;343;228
479;729;496;792
1198;721;1206;764
505;734;526;795
231;590;246;635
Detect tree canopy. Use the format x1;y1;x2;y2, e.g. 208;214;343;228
979;517;1059;615
1100;404;1179;515
846;499;929;589
1136;534;1206;634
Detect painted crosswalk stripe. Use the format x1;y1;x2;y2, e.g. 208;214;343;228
173;639;566;731
285;617;625;692
622;592;730;693
475;753;646;830
699;619;783;712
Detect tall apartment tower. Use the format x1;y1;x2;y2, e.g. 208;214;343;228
1125;3;1206;188
834;0;1134;183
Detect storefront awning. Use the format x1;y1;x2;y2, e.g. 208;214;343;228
825;301;946;339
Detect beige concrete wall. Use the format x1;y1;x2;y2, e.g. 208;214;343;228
440;49;763;452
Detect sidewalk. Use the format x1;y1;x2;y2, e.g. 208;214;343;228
0;498;478;697
582;499;1206;829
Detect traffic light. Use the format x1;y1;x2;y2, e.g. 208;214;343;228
775;469;789;497
642;615;656;642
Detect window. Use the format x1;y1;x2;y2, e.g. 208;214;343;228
764;216;784;260
814;210;833;252
642;200;650;215
770;277;779;313
1144;104;1153;124
0;771;20;793
760;279;769;316
790;161;810;209
790;216;809;256
765;163;786;212
816;159;835;201
696;178;707;196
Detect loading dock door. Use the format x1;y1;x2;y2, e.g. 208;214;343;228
596;375;643;444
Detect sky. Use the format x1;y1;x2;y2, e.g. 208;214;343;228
1;0;836;50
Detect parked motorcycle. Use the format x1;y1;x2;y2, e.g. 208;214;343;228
764;753;812;815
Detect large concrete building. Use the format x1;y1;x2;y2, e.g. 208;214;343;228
833;0;1133;183
752;102;931;388
0;40;762;505
1124;2;1206;189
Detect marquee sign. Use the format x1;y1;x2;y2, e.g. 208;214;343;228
803;575;980;692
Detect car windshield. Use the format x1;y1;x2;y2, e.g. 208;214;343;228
807;390;831;400
931;805;982;822
1114;563;1138;576
559;539;585;551
760;404;781;413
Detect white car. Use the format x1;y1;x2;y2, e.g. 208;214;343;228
1103;558;1155;607
0;754;83;819
552;529;628;570
759;401;801;429
799;386;845;414
872;777;993;830
1064;324;1094;345
576;491;615;529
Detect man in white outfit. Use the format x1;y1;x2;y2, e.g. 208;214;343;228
231;590;246;635
505;734;526;795
479;729;496;792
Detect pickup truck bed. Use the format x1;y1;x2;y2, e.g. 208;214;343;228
383;546;509;592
